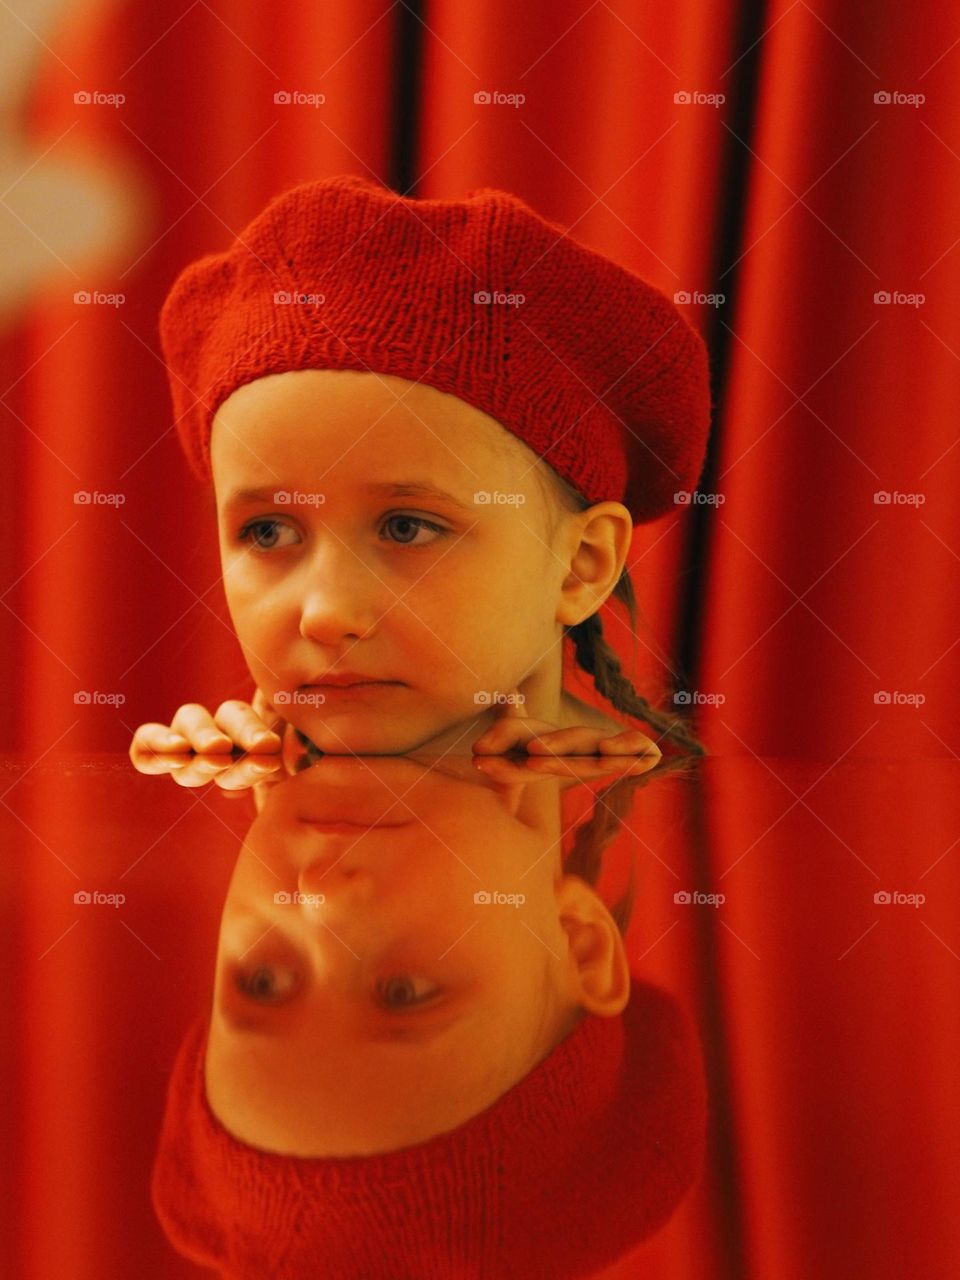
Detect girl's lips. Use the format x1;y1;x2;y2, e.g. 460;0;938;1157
302;681;402;698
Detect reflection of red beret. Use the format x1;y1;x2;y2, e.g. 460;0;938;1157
160;174;713;524
151;980;706;1279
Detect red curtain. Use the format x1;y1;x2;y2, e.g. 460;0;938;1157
4;1;956;761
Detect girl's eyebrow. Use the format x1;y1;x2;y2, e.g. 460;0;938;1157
222;486;291;509
362;481;475;513
223;481;476;513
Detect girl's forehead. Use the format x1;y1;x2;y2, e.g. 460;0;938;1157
211;370;541;486
216;368;484;428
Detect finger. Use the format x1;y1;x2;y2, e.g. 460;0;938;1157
597;730;663;757
170;704;234;753
472;755;546;785
473;754;652;784
524;727;607;755
212;756;285;791
130;723;191;755
213;700;283;753
129;743;194;775
518;753;662;779
509;756;629;778
168;756;238;788
474;755;593;782
472;717;558;754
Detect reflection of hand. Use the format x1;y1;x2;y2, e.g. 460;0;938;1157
128;689;285;755
473;753;661;785
127;746;286;794
472;689;663;758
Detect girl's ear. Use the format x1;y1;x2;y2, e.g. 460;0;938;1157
555;501;633;627
555;873;631;1017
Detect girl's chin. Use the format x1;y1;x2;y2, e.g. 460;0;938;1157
292;717;430;756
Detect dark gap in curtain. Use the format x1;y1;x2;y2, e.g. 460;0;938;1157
389;0;426;193
677;4;770;1278
676;0;769;690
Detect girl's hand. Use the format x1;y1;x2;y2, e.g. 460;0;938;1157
472;691;662;758
473;753;662;784
129;689;286;756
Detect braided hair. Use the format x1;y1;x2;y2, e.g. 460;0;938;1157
566;573;706;756
538;467;706;757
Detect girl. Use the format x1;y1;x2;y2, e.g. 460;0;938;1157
131;175;712;760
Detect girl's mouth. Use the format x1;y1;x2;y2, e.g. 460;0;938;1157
300;681;404;700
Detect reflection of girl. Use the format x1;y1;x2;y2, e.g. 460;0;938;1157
151;753;705;1278
134;175;713;759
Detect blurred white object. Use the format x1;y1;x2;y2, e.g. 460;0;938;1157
0;0;145;327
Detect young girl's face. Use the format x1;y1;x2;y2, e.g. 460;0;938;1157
210;369;574;754
204;756;628;1156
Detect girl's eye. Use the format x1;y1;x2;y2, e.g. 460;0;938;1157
380;515;448;546
377;976;441;1010
237;518;299;551
235;965;299;1003
237;515;447;550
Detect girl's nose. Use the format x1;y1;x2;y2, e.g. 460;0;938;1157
298;560;381;645
298;855;376;903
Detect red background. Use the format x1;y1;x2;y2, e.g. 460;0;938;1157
3;1;958;761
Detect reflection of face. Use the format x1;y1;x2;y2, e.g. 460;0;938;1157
211;369;572;754
205;756;614;1157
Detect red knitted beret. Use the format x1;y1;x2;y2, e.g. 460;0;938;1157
151;979;706;1279
159;174;713;524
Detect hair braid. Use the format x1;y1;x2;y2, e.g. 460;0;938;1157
566;582;706;756
533;465;707;757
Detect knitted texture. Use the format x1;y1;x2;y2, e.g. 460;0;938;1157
159;174;713;524
151;979;706;1279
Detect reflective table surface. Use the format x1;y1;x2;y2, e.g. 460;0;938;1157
2;748;957;1279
